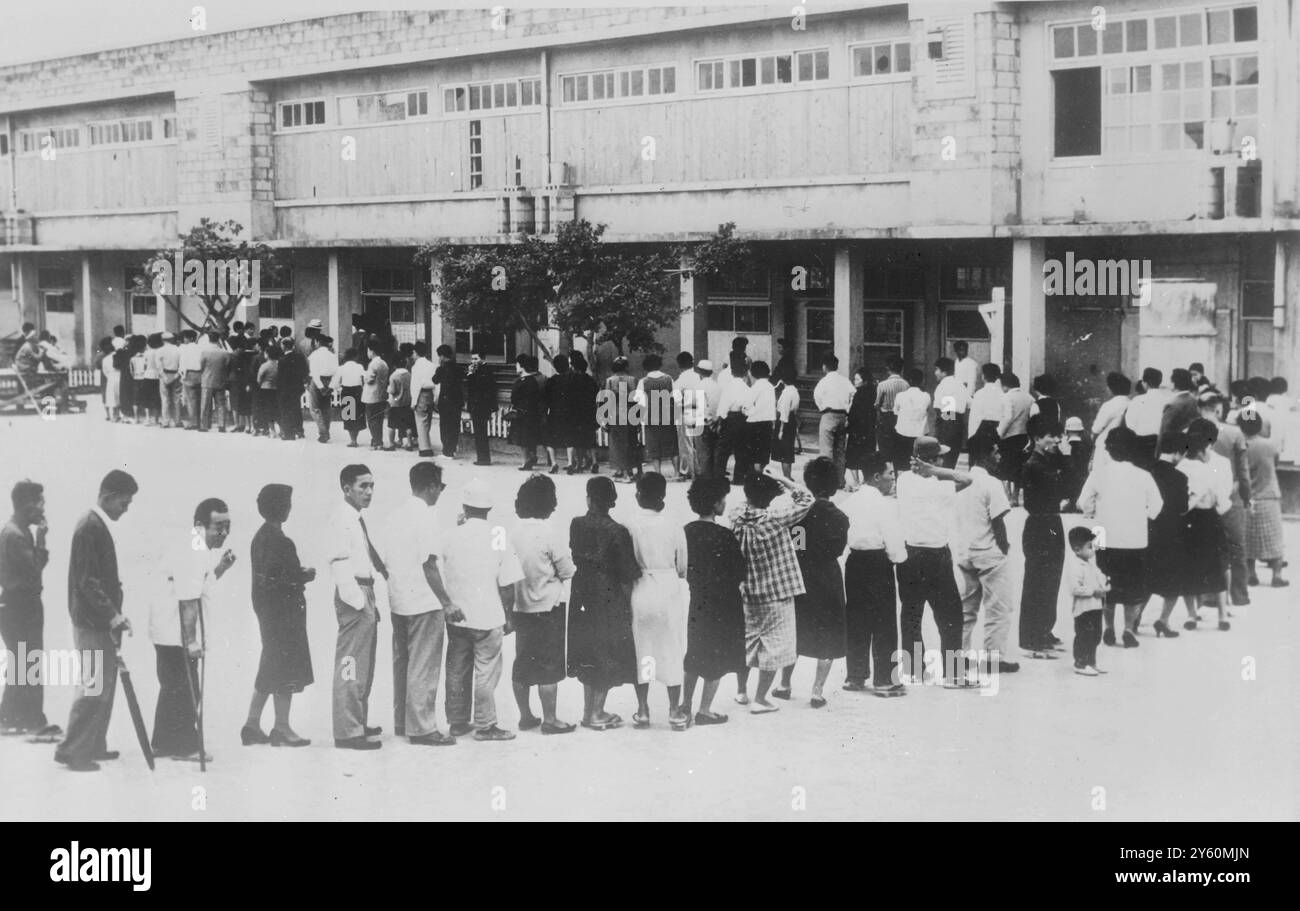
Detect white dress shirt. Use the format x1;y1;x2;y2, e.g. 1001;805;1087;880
178;342;202;373
1078;460;1162;548
933;375;969;417
410;356;436;394
954;466;1010;555
997;387;1032;438
717;378;751;416
744;378;777;422
813;371;856;412
1091;394;1130;459
1125;389;1171;437
776;383;800;423
674;368;704;427
150;544;221;647
971;384;1006;436
383;496;443;616
695;376;720;423
893;387;931;438
896;471;955;548
439;517;524;630
308;346;339;388
511;517;576;613
954;357;979;394
329;505;382;609
839;485;908;562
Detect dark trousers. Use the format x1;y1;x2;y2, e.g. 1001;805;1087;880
472;413;492;463
1073;611;1102;667
935;416;963;469
151;644;199;756
844;550;900;687
182;378;202;428
279;392;304;439
365;402;387;447
744;420;774;473
55;626;117;764
0;595;49;729
896;545;963;676
715;412;747;482
439;405;461;456
1020;515;1064;649
893;435;918;473
693;426;717;479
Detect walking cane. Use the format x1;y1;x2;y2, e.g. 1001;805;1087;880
179;602;206;773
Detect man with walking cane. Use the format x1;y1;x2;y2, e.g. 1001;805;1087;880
55;470;138;772
149;498;235;763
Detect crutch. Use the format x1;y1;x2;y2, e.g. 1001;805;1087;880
178;600;207;772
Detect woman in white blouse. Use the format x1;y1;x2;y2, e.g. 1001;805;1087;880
1090;372;1132;470
1176;419;1234;632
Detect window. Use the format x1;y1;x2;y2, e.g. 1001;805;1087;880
1241;280;1273;376
468;120;483;190
695;48;829;92
1211;53;1259;146
40;268;74;314
87;117;155;147
362;267;419;339
861;308;905;378
278;99;326;129
454;327;514;362
706;302;770;334
851;41;912;78
44;292;75;314
1052;6;1255;60
1055;67;1102;157
257;260;293;319
19;127;81;154
338;90;428;125
707;261;768;296
0;135;8;156
130;293;157;317
442;77;542;114
163;115;178;140
941;265;1010;300
263;297;294;320
559;65;677;104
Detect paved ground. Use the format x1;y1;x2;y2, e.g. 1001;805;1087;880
0;411;1295;820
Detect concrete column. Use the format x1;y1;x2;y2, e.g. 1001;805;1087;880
679;252;699;356
1011;237;1046;383
327;251;340;344
426;256;444;348
81;255;92;366
833;243;864;373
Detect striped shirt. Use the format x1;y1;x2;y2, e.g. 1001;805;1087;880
875;375;909;413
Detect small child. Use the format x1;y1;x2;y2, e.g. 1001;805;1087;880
1067;525;1109;676
1060;417;1094;511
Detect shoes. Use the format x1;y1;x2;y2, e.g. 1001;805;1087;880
997;661;1021;673
548;464;560;475
269;730;310;747
872;684;908;697
734;693;750;706
93;750;120;761
63;759;101;772
1027;650;1059;660
694;711;729;725
1153;620;1179;638
1183;619;1199;631
409;731;457;746
1122;631;1139;648
518;464;536;472
810;696;827;708
364;725;382;737
473;725;516;742
540;721;576;735
1073;665;1100;676
1272;579;1290;588
749;701;779;714
771;687;792;700
1218;620;1231;631
1102;629;1117;646
241;725;270;745
1247;575;1261;586
170;750;213;763
448;723;474;737
473;460;492;466
335;736;382;751
518;716;542;732
842;680;868;692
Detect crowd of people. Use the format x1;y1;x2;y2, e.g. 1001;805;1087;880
1;327;1294;769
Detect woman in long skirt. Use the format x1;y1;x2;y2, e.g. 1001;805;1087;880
604;357;640;481
622;472;690;730
637;354;678;476
845;367;877;489
568;350;600;473
114;338;135;422
567;476;641;729
1177;420;1231;631
337;349;366;446
681;477;747;724
1241;414;1288;586
510;474;577;735
1150;438;1192;635
254;344;280;436
777;457;849;707
243;484;314;746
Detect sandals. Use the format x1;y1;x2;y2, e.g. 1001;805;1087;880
750;701;780;715
810;696;827;709
541;721;576;735
669;713;690;732
694;711;729;725
631;712;651;729
771;687;792;700
580;715;623;731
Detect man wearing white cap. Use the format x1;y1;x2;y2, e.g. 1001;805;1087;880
296;318;321;361
440;479;523;741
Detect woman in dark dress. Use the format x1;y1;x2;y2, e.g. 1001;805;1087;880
276;338;307;440
542;353;574;473
242;484;314;747
1149;439;1192;636
681;477;747;724
568;350;600;473
510;353;543;470
638;354;678;475
604;357;640;481
845;366;877;489
777;457;849;707
567;476;641;730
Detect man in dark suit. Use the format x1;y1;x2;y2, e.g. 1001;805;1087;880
466;351;497;466
55;470;138;772
0;480;60;739
433;344;465;458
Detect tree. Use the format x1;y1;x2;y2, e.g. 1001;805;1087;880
415;219;751;360
141;218;276;337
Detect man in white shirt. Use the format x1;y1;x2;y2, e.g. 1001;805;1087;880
149;498;235;761
953;446;1018;676
441;479;524;741
742;361;777;477
892;368;932;473
895;437;972;687
715;337;749;392
384;462;462;746
673;352;704;481
814;354;857;488
932;357;970;469
330;464;387;750
714;353;751;484
1266;377;1299;463
1124;368;1171;466
691;360;720;479
178;330;202;429
307;333;338;443
839;453;908;695
953;341;979;395
410;343;438;457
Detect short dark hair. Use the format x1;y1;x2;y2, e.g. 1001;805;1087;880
409;461;444;492
436;344;454;359
1068;526;1096;550
1001;370;1020;389
1239;412;1264;436
1229;379;1251;400
803;457;838;498
742;471;783;509
860;452;891;481
193;497;229;527
11;480;43;511
886;355;904;374
636;471;667;509
339;464;372;489
570;351;588;373
232;321;245;333
935;357;954;375
515;474;558;519
279;325;293;338
1269;376;1289;395
1170;368;1194;391
207;330;222;344
1027;415;1062;440
1142;367;1163;388
1189;362;1206;373
612;356;630;373
112;325;125;337
982;363;1003;383
586;476;617;510
731;337;749;351
100;470;138;497
676;351;694;368
1106;371;1132;396
953;340;969;354
553;353;570;372
1032;373;1056;396
750;360;770;380
1105;426;1138;461
414;342;429;358
854;365;871;383
729;352;748;374
822;354;839;371
687;477;730;516
905;367;925;387
641;353;661;371
256;484;293;522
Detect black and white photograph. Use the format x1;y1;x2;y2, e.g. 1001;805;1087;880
0;0;1296;848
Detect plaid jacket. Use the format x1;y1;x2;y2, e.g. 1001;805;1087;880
728;488;814;602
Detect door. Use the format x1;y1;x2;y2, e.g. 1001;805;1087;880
799;304;835;376
944;304;991;367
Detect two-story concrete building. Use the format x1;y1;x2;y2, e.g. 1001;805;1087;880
2;1;1297;420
